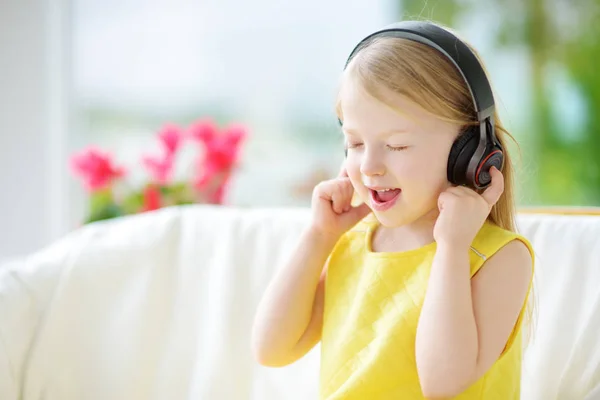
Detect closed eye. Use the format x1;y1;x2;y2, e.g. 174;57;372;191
387;145;408;151
345;143;407;151
346;142;363;149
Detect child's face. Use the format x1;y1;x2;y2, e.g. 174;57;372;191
340;79;460;228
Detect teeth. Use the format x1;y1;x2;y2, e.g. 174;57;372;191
376;188;394;192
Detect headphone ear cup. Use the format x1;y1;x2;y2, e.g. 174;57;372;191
475;144;503;187
447;127;478;186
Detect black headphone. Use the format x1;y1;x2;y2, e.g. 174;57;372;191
342;20;504;190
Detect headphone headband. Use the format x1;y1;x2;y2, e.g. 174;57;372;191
345;21;495;122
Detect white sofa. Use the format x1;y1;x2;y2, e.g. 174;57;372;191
1;205;599;400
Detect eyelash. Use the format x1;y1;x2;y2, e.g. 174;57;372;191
345;143;408;152
388;145;408;151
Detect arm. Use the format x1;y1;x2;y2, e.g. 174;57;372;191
415;239;532;399
252;173;370;367
251;227;336;367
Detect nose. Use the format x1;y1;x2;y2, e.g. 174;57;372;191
360;149;386;177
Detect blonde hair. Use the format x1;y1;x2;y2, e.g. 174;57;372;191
336;35;519;232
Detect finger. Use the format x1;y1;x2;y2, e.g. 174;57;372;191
481;167;504;206
330;183;348;214
333;177;354;212
316;180;338;202
337;180;350;213
439;188;461;200
449;184;482;198
330;189;343;214
346;203;371;221
437;191;458;210
445;186;470;197
343;182;353;212
350;189;364;207
337;163;348;178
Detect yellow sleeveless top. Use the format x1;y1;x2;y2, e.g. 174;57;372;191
320;219;534;399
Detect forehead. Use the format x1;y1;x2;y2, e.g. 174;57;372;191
340;76;428;132
338;74;459;138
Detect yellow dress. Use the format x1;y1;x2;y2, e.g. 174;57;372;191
319;219;534;399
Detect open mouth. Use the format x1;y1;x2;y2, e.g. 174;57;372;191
369;188;401;211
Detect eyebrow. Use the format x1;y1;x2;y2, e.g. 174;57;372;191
342;127;409;136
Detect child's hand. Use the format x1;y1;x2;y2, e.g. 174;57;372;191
433;167;504;249
310;170;371;239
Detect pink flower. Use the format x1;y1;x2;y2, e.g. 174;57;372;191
222;124;246;149
210;182;228;204
142;153;174;185
158;124;183;155
142;185;162;212
188;119;218;143
70;146;126;192
206;124;247;169
142;124;183;184
193;123;248;195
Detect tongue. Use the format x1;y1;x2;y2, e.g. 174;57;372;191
376;189;401;202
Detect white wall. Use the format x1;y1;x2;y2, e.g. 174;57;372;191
0;0;70;258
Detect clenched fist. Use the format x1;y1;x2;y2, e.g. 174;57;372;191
310;176;371;239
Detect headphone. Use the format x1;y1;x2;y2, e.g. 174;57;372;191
342;21;504;190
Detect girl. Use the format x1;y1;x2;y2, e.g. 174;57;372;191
252;20;534;399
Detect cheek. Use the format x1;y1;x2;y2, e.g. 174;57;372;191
345;159;362;185
419;153;452;195
391;152;445;178
345;159;372;202
395;152;449;189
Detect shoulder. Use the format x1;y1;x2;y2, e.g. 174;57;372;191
470;222;534;273
469;222;534;312
478;239;533;281
472;225;533;300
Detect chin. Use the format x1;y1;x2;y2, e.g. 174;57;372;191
370;203;438;228
370;210;414;228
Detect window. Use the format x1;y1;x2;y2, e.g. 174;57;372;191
71;0;398;212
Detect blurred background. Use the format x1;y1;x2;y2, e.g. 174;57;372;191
1;0;597;258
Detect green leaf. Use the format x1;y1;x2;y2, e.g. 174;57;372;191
121;191;145;215
85;202;123;224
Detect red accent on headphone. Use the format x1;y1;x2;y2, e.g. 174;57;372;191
475;149;502;186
